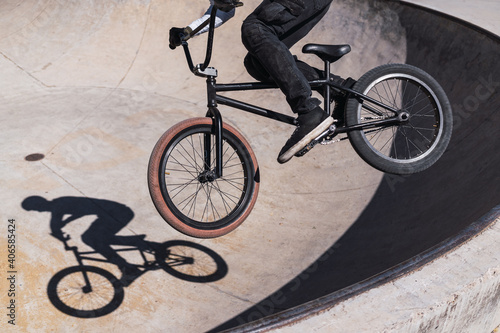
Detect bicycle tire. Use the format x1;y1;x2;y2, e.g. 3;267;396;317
148;117;259;238
345;64;452;174
47;265;124;318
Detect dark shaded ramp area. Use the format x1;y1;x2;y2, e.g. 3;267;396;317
210;1;500;331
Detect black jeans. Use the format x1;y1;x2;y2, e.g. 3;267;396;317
241;0;333;114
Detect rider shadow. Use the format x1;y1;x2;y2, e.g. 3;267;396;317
21;195;228;319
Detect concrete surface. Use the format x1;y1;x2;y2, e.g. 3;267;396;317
403;0;500;35
229;207;500;332
0;0;498;332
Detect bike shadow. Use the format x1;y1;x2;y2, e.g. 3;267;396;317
21;195;228;319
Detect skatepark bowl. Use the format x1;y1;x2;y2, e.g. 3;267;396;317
1;0;499;332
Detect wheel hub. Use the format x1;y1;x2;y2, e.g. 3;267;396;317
198;170;217;183
398;111;410;122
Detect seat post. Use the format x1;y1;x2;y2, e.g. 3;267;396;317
323;60;331;115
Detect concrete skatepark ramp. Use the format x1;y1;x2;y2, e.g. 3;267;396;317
1;0;499;332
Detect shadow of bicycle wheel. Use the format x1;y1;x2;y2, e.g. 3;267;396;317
47;265;125;319
154;240;229;283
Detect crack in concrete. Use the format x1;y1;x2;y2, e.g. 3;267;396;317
0;50;54;88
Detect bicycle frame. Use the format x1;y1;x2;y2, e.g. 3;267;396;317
179;7;403;178
61;238;151;291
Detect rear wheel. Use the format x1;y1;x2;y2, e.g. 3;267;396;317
148;118;259;238
155;240;228;282
346;64;452;174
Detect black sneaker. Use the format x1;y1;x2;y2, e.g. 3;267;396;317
278;107;334;164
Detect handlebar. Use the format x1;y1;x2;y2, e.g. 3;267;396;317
173;1;243;75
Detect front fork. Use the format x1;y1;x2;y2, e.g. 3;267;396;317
205;76;223;179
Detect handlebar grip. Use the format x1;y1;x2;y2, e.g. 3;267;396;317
169;27;192;50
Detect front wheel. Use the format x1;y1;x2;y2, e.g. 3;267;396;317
47;266;124;318
345;64;452;174
148;118;259;238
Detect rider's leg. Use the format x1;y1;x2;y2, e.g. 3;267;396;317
241;0;332;114
244;54;346;107
81;222;131;268
244;53;343;86
81;209;141;279
241;0;334;163
243;54;273;82
241;23;320;115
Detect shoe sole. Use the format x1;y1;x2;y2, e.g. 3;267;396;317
278;117;334;164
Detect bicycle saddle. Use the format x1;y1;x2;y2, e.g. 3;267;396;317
302;44;351;63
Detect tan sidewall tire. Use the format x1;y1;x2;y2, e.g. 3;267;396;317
148;118;259;238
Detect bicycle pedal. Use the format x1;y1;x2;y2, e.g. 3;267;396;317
295;140;319;157
295;124;336;157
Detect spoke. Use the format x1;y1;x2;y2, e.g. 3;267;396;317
168;155;199;179
396;126;427;155
198;184;208;222
189;135;199;171
168;178;198;200
222;145;239;168
199;133;213;170
210;181;235;215
402;85;423;112
219;176;246;191
406;122;434;143
401;79;409;108
212;180;240;204
399;126;410;159
186;182;202;219
410;101;437;118
390;126;399;158
367;126;392;148
177;183;202;212
177;141;202;173
385;78;399;109
200;183;215;222
374;84;395;110
223;162;244;170
222;169;245;178
211;182;231;216
368;86;393;116
401;125;436;131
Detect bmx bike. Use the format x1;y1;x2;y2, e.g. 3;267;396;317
148;3;452;238
47;235;227;318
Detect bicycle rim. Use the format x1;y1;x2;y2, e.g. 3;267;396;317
356;73;443;163
159;124;254;230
